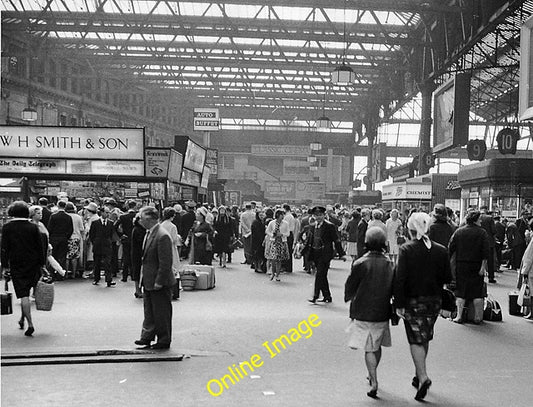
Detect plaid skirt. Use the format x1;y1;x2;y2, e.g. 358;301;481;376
403;296;441;345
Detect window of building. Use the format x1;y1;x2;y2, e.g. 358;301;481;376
59;113;67;126
222;155;235;170
70;116;78;126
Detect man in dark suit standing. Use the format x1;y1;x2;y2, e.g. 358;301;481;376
356;208;371;259
89;206;116;287
47;199;73;274
115;200;137;282
134;206;176;349
479;206;497;283
306;206;345;303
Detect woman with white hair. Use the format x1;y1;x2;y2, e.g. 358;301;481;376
394;212;452;401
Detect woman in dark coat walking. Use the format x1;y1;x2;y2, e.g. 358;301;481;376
394;212;452;401
130;214;145;298
448;210;490;323
251;210;266;272
344;227;394;399
1;201;46;336
213;206;234;268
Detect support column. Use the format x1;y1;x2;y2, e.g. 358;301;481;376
418;80;435;175
364;103;379;191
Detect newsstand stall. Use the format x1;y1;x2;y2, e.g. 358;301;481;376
0;126;147;205
381;173;461;215
457;158;533;219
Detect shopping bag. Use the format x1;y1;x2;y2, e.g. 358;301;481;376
1;280;13;315
517;277;530;307
35;279;54;311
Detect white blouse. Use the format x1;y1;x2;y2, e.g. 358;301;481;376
265;219;290;242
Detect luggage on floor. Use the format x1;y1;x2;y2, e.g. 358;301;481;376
180;265;215;290
179;269;198;291
483;294;503;321
508;291;522;316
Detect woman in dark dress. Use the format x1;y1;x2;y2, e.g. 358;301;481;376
130;214;145;298
189;207;215;265
448;209;490;324
213;206;234;268
394;212;452;401
1;201;46;336
251;210;266;272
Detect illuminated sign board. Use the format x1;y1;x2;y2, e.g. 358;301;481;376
193;108;220;131
0;126;144;160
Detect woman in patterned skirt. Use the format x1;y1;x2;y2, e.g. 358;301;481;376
394;212;452;401
265;209;290;281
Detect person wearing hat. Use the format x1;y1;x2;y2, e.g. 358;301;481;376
180;201;197;260
305;205;345;303
83;201;100;278
88;205;117;287
38;197;52;229
428;204;455;248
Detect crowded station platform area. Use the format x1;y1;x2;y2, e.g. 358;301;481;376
2;1;533;406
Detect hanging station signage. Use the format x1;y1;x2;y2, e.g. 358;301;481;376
193;108;220;131
0;126;145;177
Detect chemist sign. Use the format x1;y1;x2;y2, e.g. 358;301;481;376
0;126;144;160
193;108;220;131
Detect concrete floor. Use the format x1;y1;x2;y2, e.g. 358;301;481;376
2;251;533;407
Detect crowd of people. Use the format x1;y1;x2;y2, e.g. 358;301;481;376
1;196;532;382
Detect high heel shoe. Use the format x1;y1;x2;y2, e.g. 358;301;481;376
366;389;378;399
412;376;419;389
18;318;24;330
415;379;432;401
25;326;34;337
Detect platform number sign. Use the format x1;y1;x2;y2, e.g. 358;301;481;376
496;128;519;155
466;139;487;161
421;151;436;169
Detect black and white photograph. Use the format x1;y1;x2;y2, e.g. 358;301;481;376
1;1;533;406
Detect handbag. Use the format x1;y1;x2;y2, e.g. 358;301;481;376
293;242;304;259
390;301;399;326
35;278;55;311
1;280;13;315
483;294;503;322
517;276;531;307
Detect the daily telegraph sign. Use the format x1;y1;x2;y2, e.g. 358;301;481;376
0;126;144;176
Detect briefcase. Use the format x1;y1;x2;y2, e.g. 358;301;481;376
1;281;13;315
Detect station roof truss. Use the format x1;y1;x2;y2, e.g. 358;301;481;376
1;0;532;129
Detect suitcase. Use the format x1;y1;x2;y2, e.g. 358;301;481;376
508;291;523;316
190;265;215;290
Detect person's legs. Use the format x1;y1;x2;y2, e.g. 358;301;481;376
93;252;101;283
364;348;381;390
151;287;172;345
409;343;429;384
472;298;484;323
20;296;33;329
140;290;156;342
454;297;466;322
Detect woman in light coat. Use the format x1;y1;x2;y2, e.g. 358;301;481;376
160;207;181;299
264;209;290;281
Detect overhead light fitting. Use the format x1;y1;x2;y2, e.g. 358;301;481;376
310;142;322;151
307;156;317;163
21;107;38;122
315;85;331;130
331;0;355;86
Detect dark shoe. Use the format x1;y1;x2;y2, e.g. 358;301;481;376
367;389;378;399
18;318;24;330
415;379;432;401
308;298;317;304
488;279;497;284
107;281;116;287
412;376;419;389
319;297;332;303
134;292;143;298
25;326;35;337
92;281;99;285
151;343;170;350
134;339;151;346
452;318;463;324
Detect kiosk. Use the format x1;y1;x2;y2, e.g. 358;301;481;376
457;158;533;219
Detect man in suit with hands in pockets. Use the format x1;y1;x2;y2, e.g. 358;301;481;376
134;206;176;350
